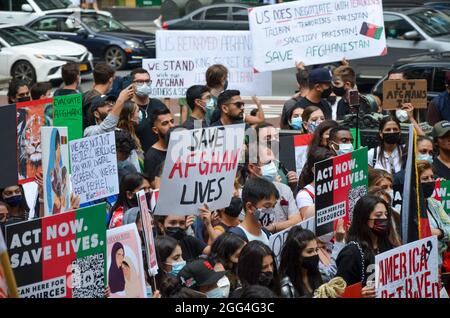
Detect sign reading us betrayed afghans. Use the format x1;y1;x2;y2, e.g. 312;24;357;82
248;0;387;72
382;80;427;110
314;147;368;237
70;132;119;204
5;203;107;298
156;30;272;96
375;236;439;298
154;124;245;216
53;94;83;141
142;59;196;98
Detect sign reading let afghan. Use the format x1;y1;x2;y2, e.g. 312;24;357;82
382;80;427;109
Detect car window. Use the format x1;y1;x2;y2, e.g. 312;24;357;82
408;9;450;37
205;7;229;21
433;68;450;92
0;26;48;46
404;67;433;89
31;17;59;32
81;14;129;32
384;14;415;39
192;11;203;20
232;7;248;21
11;0;29;11
33;0;69;11
61;17;82;32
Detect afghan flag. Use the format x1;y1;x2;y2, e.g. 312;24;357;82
315;148;368;236
401;125;432;244
0;228;18;298
279;133;313;176
360;22;384;40
5;203;106;298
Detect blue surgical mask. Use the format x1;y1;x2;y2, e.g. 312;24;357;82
417;153;433;164
135;83;151;97
167;260;186;277
307;121;321;134
206;287;224;298
205;98;215;110
260;162;278;182
336;143;354;155
291;117;303;130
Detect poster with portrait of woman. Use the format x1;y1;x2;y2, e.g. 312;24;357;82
107;223;146;298
41;127;70;216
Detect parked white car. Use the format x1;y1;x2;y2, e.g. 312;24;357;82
0;24;93;83
0;0;111;25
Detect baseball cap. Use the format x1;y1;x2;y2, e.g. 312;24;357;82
178;259;226;289
90;94;117;114
308;68;333;84
433;120;450;138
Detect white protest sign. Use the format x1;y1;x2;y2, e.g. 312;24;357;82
137;190;158;276
248;0;387;72
269;217;314;265
154;124;245;215
142;59;196;98
70;132;119;204
156;30;272;96
375;236;440;298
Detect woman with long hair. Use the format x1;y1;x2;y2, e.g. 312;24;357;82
301;106;325;134
154;236;186;293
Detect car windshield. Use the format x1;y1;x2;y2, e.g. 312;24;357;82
408;9;450;37
33;0;70;11
81;15;129;32
0;26;48;46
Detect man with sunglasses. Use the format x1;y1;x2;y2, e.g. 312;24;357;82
210;90;245;127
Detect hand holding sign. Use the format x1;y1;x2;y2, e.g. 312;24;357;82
361;284;376;298
70;194;80;210
334;218;346;243
199;204;212;226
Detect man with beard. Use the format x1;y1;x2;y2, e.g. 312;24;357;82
144;108;175;186
210;90;245;127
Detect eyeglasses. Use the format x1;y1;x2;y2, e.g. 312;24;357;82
227;102;245;109
133;79;152;85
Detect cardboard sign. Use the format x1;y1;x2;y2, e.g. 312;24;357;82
41;127;71;216
142;59;197;98
107;223;147;298
269;217;314;265
53;94;83;141
382;80;427;109
314;147;368;236
0;104;19;188
248;0;386;72
156;30;272;96
137;191;158;276
16;98;53;184
69;132;119;204
5;203;107;298
375;236;440;298
154;124;245;215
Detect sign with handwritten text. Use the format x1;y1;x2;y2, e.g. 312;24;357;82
248;0;387;72
69;132;119;204
382;80;427;109
53;94;83;141
156;30;272;96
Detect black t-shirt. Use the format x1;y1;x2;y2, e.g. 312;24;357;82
135;99;168;153
179;235;207;262
144;147;167;182
336;96;372;120
294;97;332;119
182;116;208;130
53;88;80;97
433;157;450;180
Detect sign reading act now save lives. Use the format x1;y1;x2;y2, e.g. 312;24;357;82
248;0;386;72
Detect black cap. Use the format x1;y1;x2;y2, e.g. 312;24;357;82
178;259;226;289
308;68;333;84
90;94;117;114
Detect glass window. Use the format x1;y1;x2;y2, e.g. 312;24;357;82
81;14;129;32
204;7;229;21
404;67;433;89
0;0;11;11
11;0;29;11
0;26;48;46
192;12;203;20
433;68;450;92
31;17;59;32
232;7;248;22
61;16;82;32
384;14;415;39
33;0;69;11
408;9;450;37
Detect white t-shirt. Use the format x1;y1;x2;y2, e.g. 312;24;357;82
238;225;270;246
368;146;402;174
296;184;315;209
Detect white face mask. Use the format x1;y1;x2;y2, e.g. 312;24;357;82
217;276;230;298
205;98;215;110
135;83;152;97
396;109;408;122
335;143;354;155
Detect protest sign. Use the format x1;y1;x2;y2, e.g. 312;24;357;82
342;282;362;298
156;30;272;96
154;124;245;215
269;217;314;265
70;132;119;204
382;80;427;109
107;223;146;298
248;0;386;72
142;59;196;98
375;236;440;298
16;98;53;184
433;180;450;216
0;228;18;298
53;94;83;141
41;127;70;216
314;147;368;236
0;104;19;188
137;191;158;276
5;203;107;298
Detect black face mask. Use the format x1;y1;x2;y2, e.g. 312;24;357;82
258;271;273;287
383;132;401;145
332;86;346;97
17;96;31;103
302;254;320;272
421;181;435;198
165;226;186;241
224;197;243;218
327;95;337;105
320;87;333;99
370;219;389;237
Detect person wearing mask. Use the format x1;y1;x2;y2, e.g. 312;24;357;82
418;160;450;266
131;68;169;152
432;121;450;180
428;71;450;126
327;126;355;156
301;106;325;134
210;90;245;127
336;195;400;295
7;79;31;104
284;105;304;131
279;227;323;298
306;120;339;160
0;185;30;224
417;136;434;164
229;178;279;245
53;62;81;96
155;236;186;285
82;62;116;129
178;259;229;298
368;169;394;195
143;109;175;186
183;85;211;130
30;82;52;100
294;68;333;119
368;115;404;174
232;240;281;297
83;85;133;137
